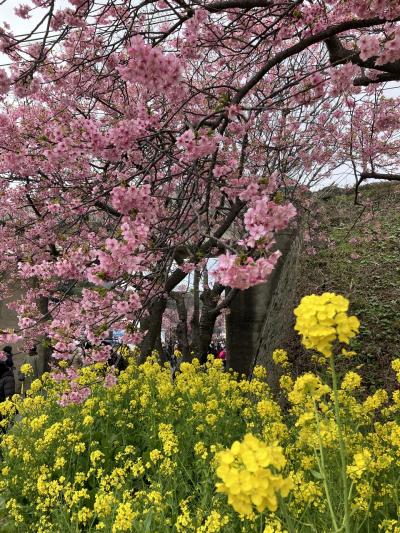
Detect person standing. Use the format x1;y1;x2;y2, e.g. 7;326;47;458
208;342;217;357
217;345;227;370
169;350;178;381
0;361;15;402
3;346;14;370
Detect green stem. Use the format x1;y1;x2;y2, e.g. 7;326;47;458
330;354;351;533
312;399;339;532
280;498;296;533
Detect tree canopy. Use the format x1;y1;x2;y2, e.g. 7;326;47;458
0;0;399;391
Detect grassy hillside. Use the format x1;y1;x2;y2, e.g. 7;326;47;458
289;182;400;390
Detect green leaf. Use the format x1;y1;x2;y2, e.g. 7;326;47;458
311;470;324;480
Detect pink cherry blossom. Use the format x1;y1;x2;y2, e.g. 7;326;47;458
15;4;31;19
0;0;396;380
359;35;381;61
104;372;118;388
213;251;282;290
118;36;182;94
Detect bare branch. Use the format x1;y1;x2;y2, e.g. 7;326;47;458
360;172;400;182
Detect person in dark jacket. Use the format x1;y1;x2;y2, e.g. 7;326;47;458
3;346;14;369
0;361;15;402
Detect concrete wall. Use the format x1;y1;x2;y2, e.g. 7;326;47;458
226;230;302;390
0;300;20;334
0;287;25;392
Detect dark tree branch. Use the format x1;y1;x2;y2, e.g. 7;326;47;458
360;172;400;182
206;0;273;11
354;73;400;86
325;35;400;79
233;16;400;104
211;287;239;314
94;200;121;218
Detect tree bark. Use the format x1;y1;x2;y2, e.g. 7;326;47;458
139;296;167;362
199;282;225;363
171;292;190;361
190;269;201;356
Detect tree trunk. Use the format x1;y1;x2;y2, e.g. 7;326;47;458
226;230;299;385
199;283;225;363
190;269;200;357
155;334;166;363
139;296;167;362
171;292;190;361
37;295;52;374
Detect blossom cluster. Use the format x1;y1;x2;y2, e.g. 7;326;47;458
376;27;400;66
272;349;290;369
358;35;380;61
213;251;281;290
215;434;293;516
118;36;182;94
329;64;360;97
0;356;287;531
294;292;360;357
176;129;222;162
181;8;208;59
0;68;10;95
110;184;154;216
243;198;296;247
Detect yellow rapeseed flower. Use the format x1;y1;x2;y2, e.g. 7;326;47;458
112;502;136;532
215;434;292;516
341;371;362;391
347;450;372;479
197;511;229;532
272;349;290;369
294;293;359;357
288;373;330;405
20;363;33;376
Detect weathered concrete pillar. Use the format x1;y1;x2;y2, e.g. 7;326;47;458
226;285;266;376
0;282;24;391
226;230;301;389
0;281;51;383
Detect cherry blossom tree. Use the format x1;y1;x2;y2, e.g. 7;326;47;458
0;0;399;395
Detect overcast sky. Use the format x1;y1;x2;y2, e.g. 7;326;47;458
0;0;69;67
1;0;68;30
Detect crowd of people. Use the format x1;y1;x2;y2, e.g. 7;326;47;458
207;341;227;367
165;340;227;380
0;339;228;400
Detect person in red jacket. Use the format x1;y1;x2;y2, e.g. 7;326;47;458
217;345;227;370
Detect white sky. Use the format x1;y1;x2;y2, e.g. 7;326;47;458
1;0;69;29
0;0;69;67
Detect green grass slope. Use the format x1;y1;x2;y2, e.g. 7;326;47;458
290;182;400;390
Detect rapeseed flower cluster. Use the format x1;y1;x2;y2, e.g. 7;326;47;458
19;363;33;376
288;373;331;406
294;292;360;356
272;349;290;369
0;355;283;532
215;434;292;516
0;293;399;533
